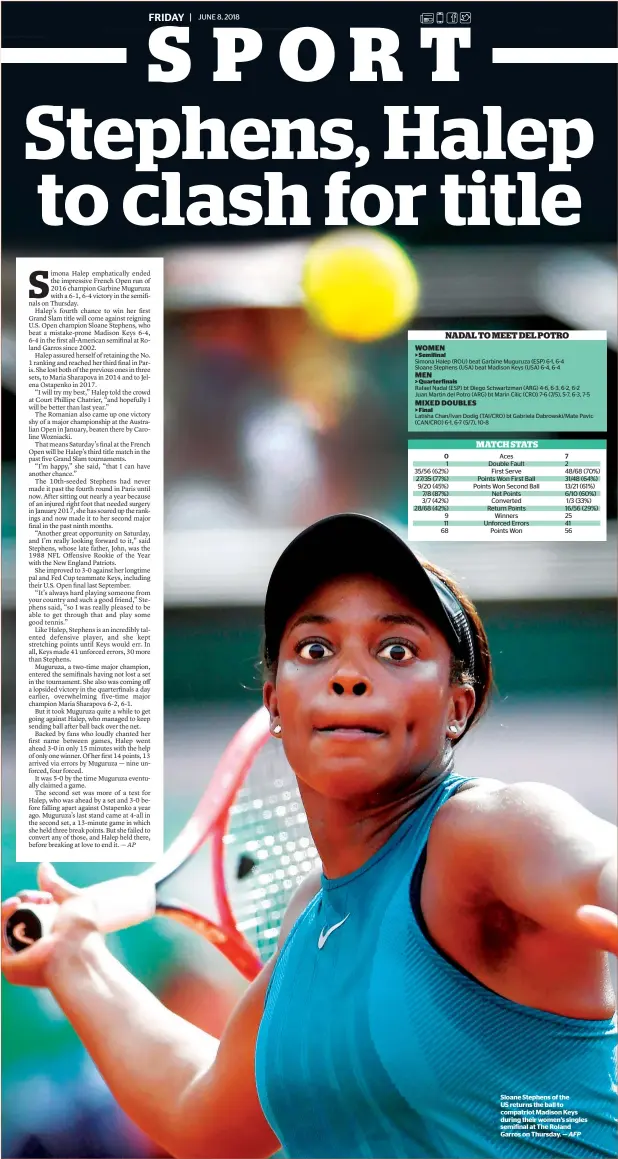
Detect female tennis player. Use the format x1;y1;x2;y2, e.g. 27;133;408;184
3;514;617;1158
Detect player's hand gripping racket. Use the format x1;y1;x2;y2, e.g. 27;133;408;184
3;708;319;980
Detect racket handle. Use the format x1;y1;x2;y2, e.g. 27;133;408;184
4;904;58;952
4;876;157;953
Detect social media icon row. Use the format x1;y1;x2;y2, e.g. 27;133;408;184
420;12;471;23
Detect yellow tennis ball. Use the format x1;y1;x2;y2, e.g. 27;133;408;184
302;229;419;342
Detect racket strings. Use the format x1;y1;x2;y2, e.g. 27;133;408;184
223;740;321;963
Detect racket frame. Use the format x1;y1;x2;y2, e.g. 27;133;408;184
5;708;274;980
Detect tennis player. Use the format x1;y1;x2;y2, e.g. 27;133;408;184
3;514;617;1158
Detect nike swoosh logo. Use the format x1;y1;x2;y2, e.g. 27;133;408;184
317;914;350;949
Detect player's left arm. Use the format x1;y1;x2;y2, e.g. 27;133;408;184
439;783;617;954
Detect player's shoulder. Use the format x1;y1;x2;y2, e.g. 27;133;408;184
277;867;322;946
433;778;587;849
430;776;505;849
426;779;520;898
446;775;505;810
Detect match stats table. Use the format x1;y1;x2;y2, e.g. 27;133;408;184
407;330;608;542
408;441;606;541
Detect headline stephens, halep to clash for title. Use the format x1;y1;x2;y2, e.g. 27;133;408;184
2;514;617;1159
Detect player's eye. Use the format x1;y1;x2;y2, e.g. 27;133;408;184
296;640;334;661
377;641;417;663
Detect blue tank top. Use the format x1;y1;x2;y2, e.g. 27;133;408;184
255;773;617;1158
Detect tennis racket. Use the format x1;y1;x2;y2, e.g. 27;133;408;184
3;707;320;980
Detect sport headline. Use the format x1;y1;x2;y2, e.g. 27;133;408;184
24;26;596;230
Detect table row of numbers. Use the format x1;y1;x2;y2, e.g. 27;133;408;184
408;444;606;541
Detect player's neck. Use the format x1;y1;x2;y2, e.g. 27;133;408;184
301;749;454;880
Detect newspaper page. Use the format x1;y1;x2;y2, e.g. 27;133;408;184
1;4;616;1159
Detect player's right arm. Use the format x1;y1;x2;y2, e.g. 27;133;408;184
1;864;321;1159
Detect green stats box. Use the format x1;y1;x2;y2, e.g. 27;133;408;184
408;331;607;434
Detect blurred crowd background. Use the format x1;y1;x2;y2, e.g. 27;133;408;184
2;238;616;1157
